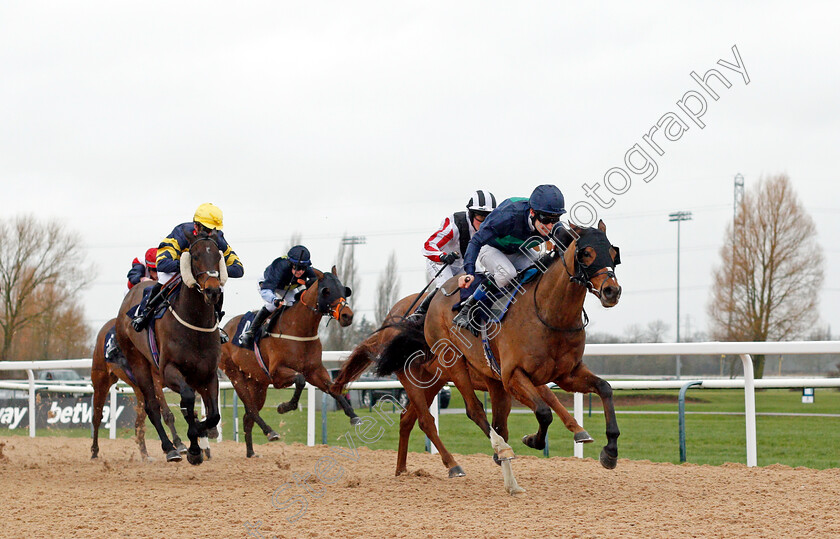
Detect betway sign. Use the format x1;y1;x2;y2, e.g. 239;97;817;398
0;395;136;430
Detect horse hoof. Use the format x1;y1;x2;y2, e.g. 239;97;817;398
350;416;361;426
267;431;280;442
448;465;466;478
574;431;595;444
203;448;212;460
521;434;546;451
599;448;617;470
176;442;188;454
144;455;156;463
90;453;99;460
247;453;261;459
207;427;219;439
166;450;183;462
187;449;204;466
492;453;502;466
276;403;294;414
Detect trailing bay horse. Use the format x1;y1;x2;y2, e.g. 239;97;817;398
90;318;186;460
331;292;593;478
220;266;358;458
378;220;622;474
116;232;226;464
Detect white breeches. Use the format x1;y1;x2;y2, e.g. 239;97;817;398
477;245;535;288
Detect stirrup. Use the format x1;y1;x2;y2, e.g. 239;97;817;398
220;328;229;344
131;313;149;332
238;330;255;348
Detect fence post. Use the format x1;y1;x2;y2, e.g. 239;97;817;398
574;392;584;458
27;370;35;438
233;390;239;443
740;354;757;467
307;384;316;446
678;381;702;462
109;384;118;439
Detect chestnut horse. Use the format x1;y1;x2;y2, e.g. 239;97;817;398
90;318;186;460
220;266;358;458
116;232;226;464
378;221;622;471
331;293;593;478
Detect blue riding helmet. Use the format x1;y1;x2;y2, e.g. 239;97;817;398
529;184;566;216
287;245;312;267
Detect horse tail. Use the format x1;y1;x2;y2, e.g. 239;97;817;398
374;313;430;377
329;339;377;394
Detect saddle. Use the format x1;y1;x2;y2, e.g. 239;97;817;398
231;306;290;350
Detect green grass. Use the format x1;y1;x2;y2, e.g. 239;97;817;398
9;388;840;469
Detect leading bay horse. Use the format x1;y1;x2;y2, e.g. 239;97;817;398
331;292;593;478
220;266;359;458
90;318;186;460
116;232;226;464
378;220;622;474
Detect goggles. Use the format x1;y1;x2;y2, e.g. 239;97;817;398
535;212;561;225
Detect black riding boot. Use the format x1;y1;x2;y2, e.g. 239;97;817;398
238;306;271;348
216;296;228;343
131;283;163;332
452;286;489;336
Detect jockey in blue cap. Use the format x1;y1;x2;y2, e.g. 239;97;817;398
453;184;565;332
239;245;317;347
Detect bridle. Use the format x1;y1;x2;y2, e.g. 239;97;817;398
300;274;349;323
533;230;619;332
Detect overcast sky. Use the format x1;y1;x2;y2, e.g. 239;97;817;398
2;2;839;345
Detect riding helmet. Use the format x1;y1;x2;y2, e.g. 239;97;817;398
528;185;566;216
287;245;312;267
466;190;497;222
145;247;158;269
193;203;224;230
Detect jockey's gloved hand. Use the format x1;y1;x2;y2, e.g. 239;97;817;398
440;252;459;265
273;298;283;308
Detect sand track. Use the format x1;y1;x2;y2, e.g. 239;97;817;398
1;436;838;538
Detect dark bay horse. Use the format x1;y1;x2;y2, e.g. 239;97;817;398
220;266;358;458
378;220;622;474
116;232;226;464
331;292;593;478
90;318;185;460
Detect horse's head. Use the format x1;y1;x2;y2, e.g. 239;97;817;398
309;265;354;326
558;220;622;307
180;233;226;306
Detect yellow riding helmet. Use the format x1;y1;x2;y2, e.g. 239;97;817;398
193;203;224;230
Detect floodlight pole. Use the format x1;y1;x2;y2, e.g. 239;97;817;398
669;211;693;378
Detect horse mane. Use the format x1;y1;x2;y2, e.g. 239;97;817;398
374;315;430;376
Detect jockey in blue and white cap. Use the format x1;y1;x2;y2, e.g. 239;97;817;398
453;184;565;331
422;190;497;288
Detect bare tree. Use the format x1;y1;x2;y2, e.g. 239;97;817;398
374;251;400;326
286;232;302;252
0;216;94;360
707;174;824;377
645;320;670;343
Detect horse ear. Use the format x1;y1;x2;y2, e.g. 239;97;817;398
344;286;352;298
331;264;338;276
612;246;621;265
598;219;606;233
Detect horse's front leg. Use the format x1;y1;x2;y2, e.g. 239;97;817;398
196;376;220;460
535;384;594;444
164;364;204;465
306;365;360;426
558;364;619;469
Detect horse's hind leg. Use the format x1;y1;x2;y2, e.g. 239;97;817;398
133;364;180;462
398;372;463;478
445;357;492;437
558;366;620;470
90;368;116;459
307;366;360;426
243;381;275;458
535;384;593;444
126;381;152;461
164;365;203;465
395;403;418;475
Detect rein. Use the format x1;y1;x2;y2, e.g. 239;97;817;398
167;306;219;332
267;274;348;341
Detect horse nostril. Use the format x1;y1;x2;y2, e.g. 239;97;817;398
604;285;620;300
